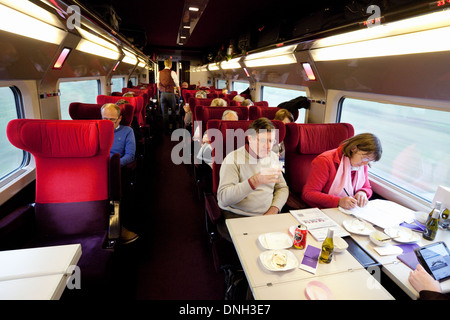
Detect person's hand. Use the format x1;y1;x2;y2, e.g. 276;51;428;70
264;206;279;215
249;169;281;188
409;264;441;294
354;191;368;207
339;196;357;210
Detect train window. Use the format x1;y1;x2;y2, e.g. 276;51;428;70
232;81;249;93
130;77;137;86
261;85;307;123
0;87;27;181
217;80;227;89
59;79;100;120
111;77;125;93
339;98;450;203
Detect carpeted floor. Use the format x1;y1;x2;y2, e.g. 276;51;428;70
114;129;225;300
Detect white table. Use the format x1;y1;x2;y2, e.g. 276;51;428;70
322;207;450;299
0;244;82;300
226;214;394;300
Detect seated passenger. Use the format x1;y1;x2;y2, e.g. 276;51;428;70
101;103;136;167
232;94;245;104
195;90;208;98
123;91;135;97
197;110;239;167
302;133;382;210
211;98;227;107
217;117;289;219
273;109;294;160
241;99;253;107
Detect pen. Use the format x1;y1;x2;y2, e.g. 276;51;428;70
343;188;350;197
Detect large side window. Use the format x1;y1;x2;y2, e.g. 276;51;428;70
217;79;227;89
339;98;450;203
111;77;125;93
232;81;249;93
261;85;307;123
0;87;27;181
59;80;100;120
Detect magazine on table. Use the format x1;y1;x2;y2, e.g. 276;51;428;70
290;208;350;241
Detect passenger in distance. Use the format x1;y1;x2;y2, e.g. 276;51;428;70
101;103;136;167
210;98;227;107
302;133;382;209
273;109;294;161
217;117;289;220
197;110;239;167
101;103;138;244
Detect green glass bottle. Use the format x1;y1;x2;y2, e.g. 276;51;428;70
423;207;440;241
439;207;449;230
426;201;441;224
319;229;334;264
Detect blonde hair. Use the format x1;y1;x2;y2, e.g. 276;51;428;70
164;59;172;68
274;109;293;123
211;98;227;107
232;95;245;103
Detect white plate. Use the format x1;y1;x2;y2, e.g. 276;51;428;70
342;219;375;235
258;232;293;250
259;250;299;272
305;281;332;300
384;226;421;243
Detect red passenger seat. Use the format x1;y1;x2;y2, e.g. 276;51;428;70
249;105;299;122
69;102;134;126
204;119;286;272
283;123;354;209
6;119;120;289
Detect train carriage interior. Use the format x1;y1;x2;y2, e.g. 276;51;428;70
0;0;449;305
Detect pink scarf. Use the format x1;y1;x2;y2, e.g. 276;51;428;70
328;156;366;197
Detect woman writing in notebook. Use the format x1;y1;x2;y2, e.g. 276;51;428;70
302;133;382;209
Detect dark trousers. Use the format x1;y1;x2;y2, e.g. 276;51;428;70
217;209;247;242
160;92;177;129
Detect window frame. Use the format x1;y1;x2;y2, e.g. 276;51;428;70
0;85;30;185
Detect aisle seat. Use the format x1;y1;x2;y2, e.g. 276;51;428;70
204;119;286;272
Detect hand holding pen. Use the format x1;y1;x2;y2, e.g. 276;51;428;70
341;188;368;208
339;188;358;209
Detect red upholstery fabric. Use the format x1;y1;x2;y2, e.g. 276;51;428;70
283;123;354;195
190;97;231;122
7;119;114;204
122;87;149;104
97;95;145;127
249;105;299;122
254;101;269;107
69;102;134;126
208;119;286;195
196;106;249;134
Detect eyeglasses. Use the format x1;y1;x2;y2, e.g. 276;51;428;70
357;151;375;164
102;117;119;122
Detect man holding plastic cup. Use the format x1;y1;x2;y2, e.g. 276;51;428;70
217;117;289;228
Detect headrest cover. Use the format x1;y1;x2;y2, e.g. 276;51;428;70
299;123;354;155
7;119;113;158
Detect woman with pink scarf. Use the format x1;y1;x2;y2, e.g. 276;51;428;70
302;133;382;209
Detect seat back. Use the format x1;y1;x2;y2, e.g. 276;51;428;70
249;105;299;122
69;102;134;126
197;106;249;134
6;119;114;237
97;95;145;127
284;123;354;195
208;119;286;196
